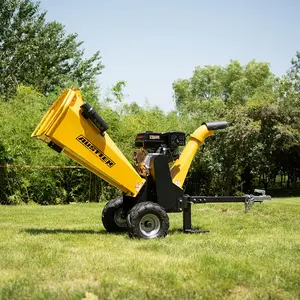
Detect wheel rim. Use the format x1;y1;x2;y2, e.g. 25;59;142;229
139;214;161;238
114;209;127;228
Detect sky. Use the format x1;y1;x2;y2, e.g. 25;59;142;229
39;0;300;111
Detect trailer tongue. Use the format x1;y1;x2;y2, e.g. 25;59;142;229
181;192;271;233
32;89;271;239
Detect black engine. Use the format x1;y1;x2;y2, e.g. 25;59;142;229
134;131;186;162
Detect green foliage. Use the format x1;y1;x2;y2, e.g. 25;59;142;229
173;60;270;111
175;58;300;195
288;51;300;94
0;0;103;98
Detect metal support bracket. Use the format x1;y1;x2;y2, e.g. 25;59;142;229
181;195;209;233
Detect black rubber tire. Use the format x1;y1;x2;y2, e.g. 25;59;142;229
127;202;169;239
102;196;128;232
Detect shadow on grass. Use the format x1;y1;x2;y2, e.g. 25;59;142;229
23;228;126;235
168;228;210;235
24;228;210;237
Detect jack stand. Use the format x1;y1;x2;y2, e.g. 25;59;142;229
182;195;209;233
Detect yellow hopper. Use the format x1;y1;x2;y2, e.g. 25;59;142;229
32;89;145;197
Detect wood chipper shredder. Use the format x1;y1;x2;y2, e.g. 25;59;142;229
32;89;270;239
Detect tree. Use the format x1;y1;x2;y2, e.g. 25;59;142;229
0;0;104;98
275;51;300;188
173;60;273;111
287;51;300;94
172;60;288;195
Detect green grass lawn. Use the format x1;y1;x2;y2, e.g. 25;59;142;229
0;198;299;300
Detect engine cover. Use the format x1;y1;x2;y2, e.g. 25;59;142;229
135;131;186;150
